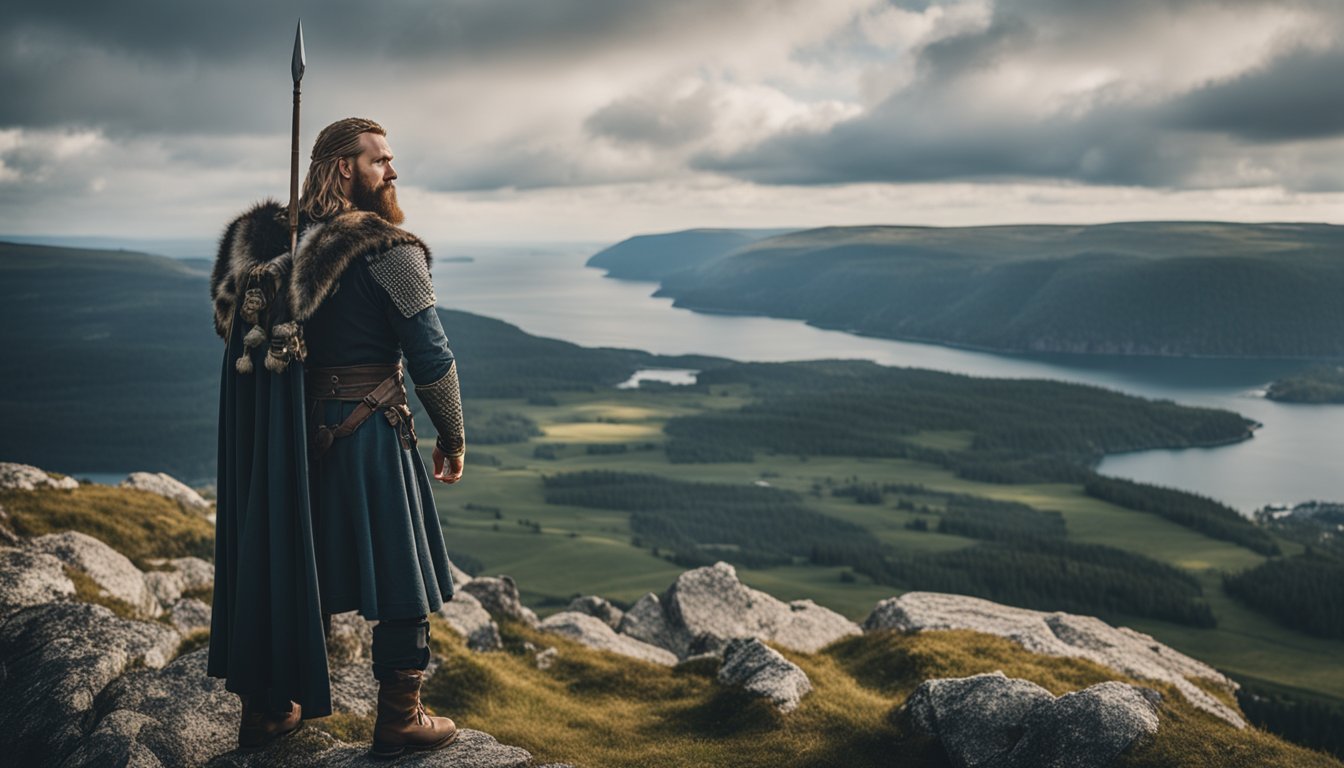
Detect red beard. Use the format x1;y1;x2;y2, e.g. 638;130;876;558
351;174;405;225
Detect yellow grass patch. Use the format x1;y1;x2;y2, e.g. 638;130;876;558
1;485;214;567
415;621;1336;768
540;422;663;443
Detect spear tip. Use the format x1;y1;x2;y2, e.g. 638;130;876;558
292;20;306;84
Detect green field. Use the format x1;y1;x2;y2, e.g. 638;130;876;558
429;386;1344;701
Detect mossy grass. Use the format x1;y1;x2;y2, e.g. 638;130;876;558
63;565;142;620
430;391;1344;703
182;584;214;605
421;617;893;767
311;711;374;743
175;628;211;659
830;628;1126;699
415;618;1338;767
1119;692;1342;768
1;485;213;567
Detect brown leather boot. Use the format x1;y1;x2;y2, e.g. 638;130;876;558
238;694;303;750
369;669;458;758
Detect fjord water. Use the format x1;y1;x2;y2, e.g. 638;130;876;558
434;244;1343;514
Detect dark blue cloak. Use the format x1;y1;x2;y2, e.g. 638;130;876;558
208;311;331;717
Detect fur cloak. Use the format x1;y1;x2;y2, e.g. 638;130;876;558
207;200;429;717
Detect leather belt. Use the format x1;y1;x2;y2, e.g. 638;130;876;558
304;363;414;458
306;363;404;401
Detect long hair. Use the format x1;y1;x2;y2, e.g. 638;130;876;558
299;118;386;222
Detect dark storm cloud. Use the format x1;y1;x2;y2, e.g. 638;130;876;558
694;99;1193;187
3;0;1344;202
4;0;734;64
695;0;1344;190
0;0;822;134
1162;46;1344;142
585;87;717;148
915;17;1033;83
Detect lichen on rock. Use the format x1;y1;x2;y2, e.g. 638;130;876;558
866;591;1242;726
539;611;677;666
120;472;211;512
716;637;812;714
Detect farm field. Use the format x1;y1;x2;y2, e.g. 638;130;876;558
431;386;1344;701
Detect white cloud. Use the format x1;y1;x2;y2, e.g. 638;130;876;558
2;0;1343;239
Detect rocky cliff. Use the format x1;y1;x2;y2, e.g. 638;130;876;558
0;462;1334;768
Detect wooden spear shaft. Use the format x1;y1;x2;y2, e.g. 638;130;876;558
289;20;306;257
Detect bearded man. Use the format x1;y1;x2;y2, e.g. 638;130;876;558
208;117;466;758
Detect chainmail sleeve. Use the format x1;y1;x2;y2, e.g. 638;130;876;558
415;362;466;458
366;244;435;318
365;241;466;457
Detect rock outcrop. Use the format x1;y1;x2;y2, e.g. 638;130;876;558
716;637;812;713
31;530;162;617
70;649;240;768
0;602;181;766
0;467;557;768
0;546;75;618
566;595;624;630
438;591;503;652
904;671;1054;767
617;562;860;659
143;556;215;605
0;461;79;491
461;576;539;627
538;611;678;666
0;462;1283;767
167;597;213;633
904;671;1160;768
865;591;1243;726
121;472;211;512
0;501;20;544
203;727;534;768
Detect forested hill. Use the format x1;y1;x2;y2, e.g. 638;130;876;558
595;222;1344;358
0;241;725;481
586;227;795;280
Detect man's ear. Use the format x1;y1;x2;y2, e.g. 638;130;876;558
338;157;353;179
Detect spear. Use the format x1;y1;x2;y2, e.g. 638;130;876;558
289;20;306;258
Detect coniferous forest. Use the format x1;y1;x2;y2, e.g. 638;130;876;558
663;360;1254;483
593;222;1344;358
1083;475;1280;555
543;470;1217;627
1223;551;1344;640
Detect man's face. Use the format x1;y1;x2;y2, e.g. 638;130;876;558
344;131;404;225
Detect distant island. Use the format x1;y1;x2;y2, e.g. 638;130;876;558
588;222;1344;359
1266;366;1344;403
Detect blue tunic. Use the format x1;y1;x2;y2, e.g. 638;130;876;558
301;254;457;621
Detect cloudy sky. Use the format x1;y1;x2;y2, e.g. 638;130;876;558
3;0;1343;243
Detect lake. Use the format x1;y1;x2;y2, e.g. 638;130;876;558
432;243;1344;514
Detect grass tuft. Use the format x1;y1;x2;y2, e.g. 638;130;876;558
1119;687;1342;768
175;628;211;659
312;711;375;743
2;486;214;567
63;565;142;620
412;622;1340;768
829;628;1126;699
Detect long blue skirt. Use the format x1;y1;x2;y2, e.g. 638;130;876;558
307;399;456;621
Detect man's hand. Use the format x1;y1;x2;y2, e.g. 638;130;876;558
432;445;464;484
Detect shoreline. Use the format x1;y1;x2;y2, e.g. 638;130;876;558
654;294;1344;363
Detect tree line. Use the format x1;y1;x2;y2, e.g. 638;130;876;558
543;470;1216;627
1083;475;1280;555
1236;679;1344;760
1223;551;1344;640
662;361;1253;487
